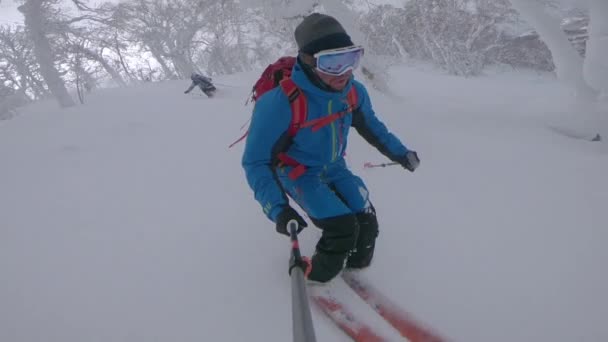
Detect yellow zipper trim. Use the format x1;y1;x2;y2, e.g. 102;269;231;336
328;100;337;162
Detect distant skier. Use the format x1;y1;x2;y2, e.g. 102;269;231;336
184;73;216;97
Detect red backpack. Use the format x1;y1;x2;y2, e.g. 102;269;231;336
230;57;359;177
249;56;297;102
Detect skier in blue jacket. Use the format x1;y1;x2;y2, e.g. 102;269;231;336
242;13;420;283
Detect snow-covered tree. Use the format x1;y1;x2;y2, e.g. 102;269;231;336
61;25;128;88
0;26;32;119
583;0;608;99
18;0;75;108
508;0;597;99
0;24;47;98
198;1;252;75
0;80;29;120
112;0;221;79
508;0;606;140
358;1;565;76
391;0;518;76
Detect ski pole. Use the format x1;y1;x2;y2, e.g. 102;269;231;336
288;220;317;342
363;161;399;169
239;116;251;130
212;82;238;88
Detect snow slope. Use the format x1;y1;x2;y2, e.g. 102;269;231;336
1;64;607;342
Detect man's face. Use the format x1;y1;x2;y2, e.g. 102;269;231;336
300;53;353;91
316;69;353;91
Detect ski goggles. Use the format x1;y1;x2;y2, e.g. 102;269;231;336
313;45;364;76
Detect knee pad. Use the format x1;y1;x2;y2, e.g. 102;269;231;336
308;214;359;282
311;213;359;255
356;206;379;240
347;207;379;269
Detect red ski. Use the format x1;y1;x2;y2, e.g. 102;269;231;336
341;271;445;342
309;285;388;342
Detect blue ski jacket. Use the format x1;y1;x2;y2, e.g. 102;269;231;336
242;60;410;222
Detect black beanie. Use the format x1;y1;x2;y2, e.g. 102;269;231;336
295;13;354;55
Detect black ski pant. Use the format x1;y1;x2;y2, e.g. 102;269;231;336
307;206;379;283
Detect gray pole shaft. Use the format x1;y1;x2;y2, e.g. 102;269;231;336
291;267;317;342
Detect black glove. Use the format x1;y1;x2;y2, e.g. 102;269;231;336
275;206;308;236
398;151;420;172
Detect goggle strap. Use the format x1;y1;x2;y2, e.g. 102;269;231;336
313;45;364;58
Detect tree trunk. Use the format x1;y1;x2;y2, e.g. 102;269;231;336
113;34;136;83
508;0;597;100
583;0;608;144
583;0;608;98
169;51;194;79
19;0;75;108
80;47;127;87
509;0;604;142
148;46;176;79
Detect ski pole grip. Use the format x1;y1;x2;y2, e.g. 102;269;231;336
288;219;299;237
288;219;305;275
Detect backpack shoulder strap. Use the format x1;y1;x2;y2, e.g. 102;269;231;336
346;85;358;110
279;78;307;137
275;78;308;180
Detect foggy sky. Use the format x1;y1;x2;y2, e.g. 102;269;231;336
0;2;21;25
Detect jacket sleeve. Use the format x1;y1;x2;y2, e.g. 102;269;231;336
184;82;196;93
351;81;410;161
242;91;292;222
